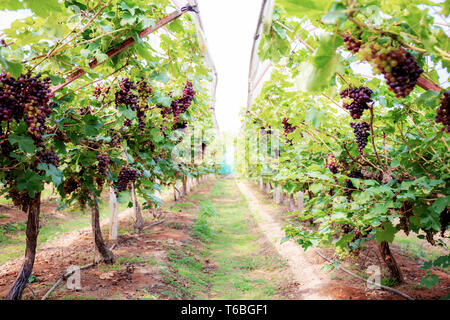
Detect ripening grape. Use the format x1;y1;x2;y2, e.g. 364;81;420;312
64;176;81;195
344;170;363;202
96;154;110;176
115;78;138;110
344;36;423;98
115;166;138;193
340;86;373;119
282;117;297;144
79;107;91;115
0;72;53;142
37;146;60;168
325;153;340;174
436;91;449;133
350;121;370;154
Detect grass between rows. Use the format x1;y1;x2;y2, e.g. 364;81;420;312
161;178;289;300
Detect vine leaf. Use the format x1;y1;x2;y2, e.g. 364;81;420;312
375;221;397;243
17;169;44;198
8;134;35;154
37;163;63;186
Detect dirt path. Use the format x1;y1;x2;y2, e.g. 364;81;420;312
237;181;335;299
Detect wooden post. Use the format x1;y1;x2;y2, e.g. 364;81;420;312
109;187;118;240
259;177;264;190
297;192;304;213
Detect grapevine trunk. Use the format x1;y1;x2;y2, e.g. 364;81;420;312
6;193;41;300
379;241;403;283
90;196;114;264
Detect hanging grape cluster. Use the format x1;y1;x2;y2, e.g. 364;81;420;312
344;35;423;98
96;154;110;176
170;81;196;122
340;86;373;119
350;121;370;154
436;91;449;133
0;72;53;142
343;170;363;202
37;146;60;168
79;107;91;115
93;83;109;99
115;166;138;193
136;79;153;132
115;78;138;110
108;129;122;147
63;176;81;195
282;117;297;144
325;153;341;174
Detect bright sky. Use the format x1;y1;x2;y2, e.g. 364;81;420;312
197;0;262;134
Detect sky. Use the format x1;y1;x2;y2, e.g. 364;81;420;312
196;0;262;134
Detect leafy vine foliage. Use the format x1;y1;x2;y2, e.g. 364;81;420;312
239;0;449;285
0;0;218;299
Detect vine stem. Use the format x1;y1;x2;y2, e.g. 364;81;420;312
50;9;189;93
56;60;129;101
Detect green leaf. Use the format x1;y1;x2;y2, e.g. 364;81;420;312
82;115;104;136
375;221;397;243
120;11;137;26
431;196;450;215
9;134;35;154
37;163;63;186
17;170;44;198
420;271;439;289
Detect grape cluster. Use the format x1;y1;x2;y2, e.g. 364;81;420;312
325;153;340;174
170;81;196;122
0;72;53;142
64;176;81;195
108;129;122;147
115;166;138;193
93;84;110;99
282;117;297;144
344;170;363;202
136;79;152;132
37;146;60;168
79;107;91;115
345;36;424;98
96;154;110;176
350;121;370;154
436;91;449;133
8;188;31;209
340;86;373;119
115;78;138;110
343;33;362;53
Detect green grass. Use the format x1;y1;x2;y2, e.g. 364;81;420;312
393;235;450;271
0;193;134;265
161;178;288;300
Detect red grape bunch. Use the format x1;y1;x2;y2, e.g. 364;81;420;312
282;117;297;144
115;78;138;111
344;170;363;202
115;166;138;193
350;121;370;154
170;81;195;121
64;176;81;195
37;146;60;168
0;72;53;142
79;107;91;115
96;154;110;176
93;84;110;99
343;34;362;53
325;153;341;174
344;35;423;98
108;129;122;147
436;91;449;133
340;86;373;119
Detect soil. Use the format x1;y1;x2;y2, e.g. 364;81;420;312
240;180;450;300
0;177;448;300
